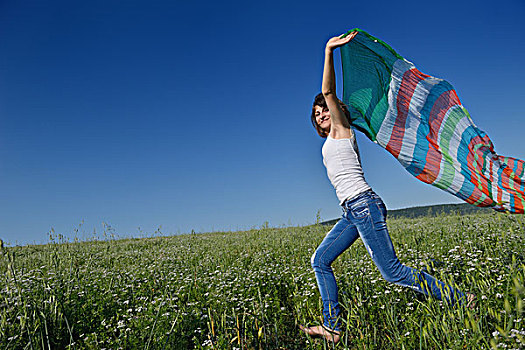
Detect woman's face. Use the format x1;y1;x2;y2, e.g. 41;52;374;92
314;105;331;132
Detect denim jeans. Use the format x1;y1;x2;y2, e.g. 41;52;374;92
310;190;465;331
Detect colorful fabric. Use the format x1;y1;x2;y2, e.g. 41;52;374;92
340;29;525;213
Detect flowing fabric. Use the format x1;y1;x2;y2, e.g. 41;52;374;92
340;29;525;213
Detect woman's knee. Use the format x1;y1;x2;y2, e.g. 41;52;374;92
310;249;328;269
310;250;319;268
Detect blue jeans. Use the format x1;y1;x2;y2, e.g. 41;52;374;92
310;190;465;331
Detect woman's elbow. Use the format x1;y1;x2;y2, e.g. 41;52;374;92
321;89;335;97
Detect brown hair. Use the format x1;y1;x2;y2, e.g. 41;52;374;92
310;93;351;138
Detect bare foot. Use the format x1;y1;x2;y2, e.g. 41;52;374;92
299;324;340;343
466;293;476;309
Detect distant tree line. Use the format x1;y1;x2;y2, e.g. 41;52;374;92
321;203;491;226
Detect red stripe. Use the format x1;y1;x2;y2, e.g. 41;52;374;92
386;68;430;157
427;91;461;146
415;90;461;184
502;157;513;191
501;157;511;192
513;193;524;213
489;156;495;200
415;143;442;184
500;156;525;213
464;136;492;205
517;157;525;178
514;200;524;213
515;158;525;213
494;155;510;205
503;157;524;213
507;156;525;190
480;138;504;204
516;157;525;179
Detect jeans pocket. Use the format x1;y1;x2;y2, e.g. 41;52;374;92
350;201;370;220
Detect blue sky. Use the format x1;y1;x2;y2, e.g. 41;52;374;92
1;0;524;245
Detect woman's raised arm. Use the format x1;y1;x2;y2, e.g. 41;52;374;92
321;31;357;138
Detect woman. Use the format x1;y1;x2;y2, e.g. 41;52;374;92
300;32;474;343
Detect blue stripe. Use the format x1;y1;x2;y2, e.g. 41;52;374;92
453;123;496;203
404;80;455;177
479;145;493;198
451;124;480;202
509;159;519;210
520;160;525;195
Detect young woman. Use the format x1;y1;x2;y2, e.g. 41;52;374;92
300;32;474;343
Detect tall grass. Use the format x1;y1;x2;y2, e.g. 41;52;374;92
1;212;524;349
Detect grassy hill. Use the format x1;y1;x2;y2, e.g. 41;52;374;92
1;211;523;349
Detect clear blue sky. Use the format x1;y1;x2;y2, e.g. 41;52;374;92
1;0;524;245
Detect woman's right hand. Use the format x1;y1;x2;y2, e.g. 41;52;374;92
325;31;358;52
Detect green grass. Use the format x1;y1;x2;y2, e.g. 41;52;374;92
1;212;524;349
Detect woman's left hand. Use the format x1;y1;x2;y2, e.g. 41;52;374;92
326;31;358;52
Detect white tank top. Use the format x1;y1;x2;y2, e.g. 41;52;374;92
322;136;371;205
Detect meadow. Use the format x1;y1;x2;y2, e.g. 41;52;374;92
1;211;524;349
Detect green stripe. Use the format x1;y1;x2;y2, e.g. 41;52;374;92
471;144;493;203
432;106;465;191
341;29;398;141
370;93;389;136
504;158;525;203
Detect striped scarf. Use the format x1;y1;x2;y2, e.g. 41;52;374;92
340;29;524;213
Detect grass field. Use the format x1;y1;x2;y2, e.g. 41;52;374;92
1;212;524;349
